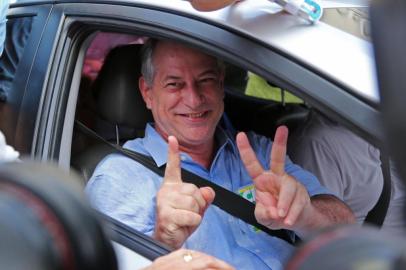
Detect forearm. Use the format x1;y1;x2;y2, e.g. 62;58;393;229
189;0;239;11
301;194;355;231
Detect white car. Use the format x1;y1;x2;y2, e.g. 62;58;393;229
1;0;400;269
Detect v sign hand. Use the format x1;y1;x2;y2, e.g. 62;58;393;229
236;126;313;231
154;136;215;249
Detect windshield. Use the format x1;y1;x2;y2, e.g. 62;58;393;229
321;7;370;41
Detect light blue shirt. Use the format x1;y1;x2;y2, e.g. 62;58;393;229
86;123;330;270
0;0;9;56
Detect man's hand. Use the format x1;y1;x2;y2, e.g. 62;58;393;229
236;126;315;231
154;136;215;249
189;0;244;11
142;249;235;270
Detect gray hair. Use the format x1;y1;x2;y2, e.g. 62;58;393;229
140;39;225;86
140;39;158;86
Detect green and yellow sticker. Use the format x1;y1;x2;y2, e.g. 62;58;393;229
238;184;260;233
238;184;256;203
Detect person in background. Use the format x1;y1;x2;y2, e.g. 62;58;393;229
0;0;9;56
185;0;243;11
0;0;19;164
245;74;406;237
289;110;406;237
0;130;19;163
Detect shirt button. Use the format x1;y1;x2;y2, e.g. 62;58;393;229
180;155;187;161
255;249;261;253
228;218;233;223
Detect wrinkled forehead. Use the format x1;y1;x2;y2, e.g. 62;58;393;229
153;41;219;71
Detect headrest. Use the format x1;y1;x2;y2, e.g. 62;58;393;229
92;44;153;129
252;103;310;138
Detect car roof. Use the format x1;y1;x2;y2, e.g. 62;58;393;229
167;0;377;104
11;0;378;104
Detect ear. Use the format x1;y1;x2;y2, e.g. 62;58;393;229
139;76;152;109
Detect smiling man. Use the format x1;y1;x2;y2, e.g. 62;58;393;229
86;39;354;270
138;40;225;169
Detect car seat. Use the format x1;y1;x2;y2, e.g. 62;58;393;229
71;44;152;181
224;89;310;139
252;102;310;138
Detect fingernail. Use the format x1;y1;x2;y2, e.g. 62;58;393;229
278;209;286;217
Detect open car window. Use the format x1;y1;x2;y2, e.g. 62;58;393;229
71;32;313;180
56;4;386;263
69;31;315;266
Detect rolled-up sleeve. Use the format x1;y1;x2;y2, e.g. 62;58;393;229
85;154;161;236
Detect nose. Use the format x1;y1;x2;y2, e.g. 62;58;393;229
183;83;204;108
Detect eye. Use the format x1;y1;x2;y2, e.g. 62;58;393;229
166;81;184;89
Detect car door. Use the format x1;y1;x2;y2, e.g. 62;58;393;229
3;0;387;268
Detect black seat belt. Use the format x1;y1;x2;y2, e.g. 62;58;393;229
363;154;392;227
76;120;296;245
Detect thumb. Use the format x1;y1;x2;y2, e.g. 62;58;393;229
164;136;182;184
199;187;215;213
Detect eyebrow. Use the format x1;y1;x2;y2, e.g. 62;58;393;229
163;75;182;81
163;69;218;82
198;69;219;77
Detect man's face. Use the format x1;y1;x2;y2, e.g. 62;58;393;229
139;41;224;148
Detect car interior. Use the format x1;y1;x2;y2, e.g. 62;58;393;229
69;32;312;183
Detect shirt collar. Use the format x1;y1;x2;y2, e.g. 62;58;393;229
215;124;236;152
143;123;169;167
143;121;236;167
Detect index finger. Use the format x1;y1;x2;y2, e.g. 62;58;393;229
270;126;288;175
236;132;264;179
164;135;182;183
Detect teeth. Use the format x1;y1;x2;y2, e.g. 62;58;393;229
187;112;204;118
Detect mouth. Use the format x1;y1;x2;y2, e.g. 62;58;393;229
179;111;209;120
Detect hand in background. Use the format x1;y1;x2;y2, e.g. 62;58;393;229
142;249;235;270
188;0;244;12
